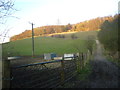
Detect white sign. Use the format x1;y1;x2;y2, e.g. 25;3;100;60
64;54;75;60
54;57;63;60
44;54;51;60
64;54;74;58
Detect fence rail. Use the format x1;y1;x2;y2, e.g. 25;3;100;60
12;59;62;69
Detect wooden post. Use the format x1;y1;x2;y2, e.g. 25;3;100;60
84;53;86;67
2;58;11;89
31;23;34;58
60;58;65;86
76;53;81;73
80;53;84;69
82;53;84;61
87;50;90;61
29;22;35;58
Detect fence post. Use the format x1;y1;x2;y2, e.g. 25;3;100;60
80;53;84;69
60;58;65;86
76;53;81;73
87;50;90;61
83;53;86;67
2;58;11;89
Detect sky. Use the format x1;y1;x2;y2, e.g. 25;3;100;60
0;0;119;43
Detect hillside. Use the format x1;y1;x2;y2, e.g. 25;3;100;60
3;30;98;57
10;15;115;41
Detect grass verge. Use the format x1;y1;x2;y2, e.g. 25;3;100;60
77;60;92;81
63;58;92;88
106;56;120;67
102;46;120;67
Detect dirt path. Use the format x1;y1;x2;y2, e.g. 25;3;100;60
88;40;119;88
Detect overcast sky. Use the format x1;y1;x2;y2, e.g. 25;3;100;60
0;0;119;43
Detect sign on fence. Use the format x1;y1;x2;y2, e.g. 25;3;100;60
54;57;63;60
64;54;75;60
44;53;57;60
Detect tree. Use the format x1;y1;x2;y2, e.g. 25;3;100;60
0;0;15;24
0;0;16;59
66;23;72;30
0;0;16;43
9;16;115;41
71;34;77;39
85;36;95;55
98;14;119;58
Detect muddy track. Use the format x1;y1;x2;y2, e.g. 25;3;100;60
63;40;119;88
88;40;119;88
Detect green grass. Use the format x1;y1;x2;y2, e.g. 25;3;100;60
101;44;120;67
62;57;92;88
3;30;98;57
106;55;120;67
64;30;98;40
77;61;92;81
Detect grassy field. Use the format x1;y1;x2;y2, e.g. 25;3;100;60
62;30;98;40
3;30;98;57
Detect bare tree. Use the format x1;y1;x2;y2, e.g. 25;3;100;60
0;0;16;43
0;0;15;24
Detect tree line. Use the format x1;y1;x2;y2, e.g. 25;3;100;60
98;14;119;58
10;15;115;41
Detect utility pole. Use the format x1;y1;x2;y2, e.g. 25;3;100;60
29;22;35;57
32;23;34;57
